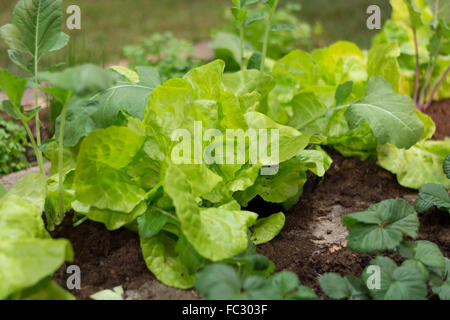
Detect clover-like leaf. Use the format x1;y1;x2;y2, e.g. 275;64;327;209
414;183;450;213
343;199;419;253
362;256;427;300
319;273;369;300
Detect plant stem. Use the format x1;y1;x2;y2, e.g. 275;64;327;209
21;118;44;174
411;24;421;109
260;0;279;73
33;62;45;174
424;65;450;110
57;101;69;221
239;25;246;71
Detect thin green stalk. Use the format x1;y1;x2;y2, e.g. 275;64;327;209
260;0;279;73
21;117;44;174
424;65;450;110
33;59;45;174
239;25;246;71
57;101;69;220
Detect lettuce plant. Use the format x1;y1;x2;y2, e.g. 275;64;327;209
0;116;30;175
0;174;73;300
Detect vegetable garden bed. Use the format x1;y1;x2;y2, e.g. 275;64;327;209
50;100;449;300
1;0;449;301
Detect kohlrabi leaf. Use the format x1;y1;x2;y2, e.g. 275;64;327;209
0;0;68;63
141;233;196;289
0;68;27;110
343;199;419;253
345;76;424;149
74;126;147;213
251;212;285;245
361;256;427;300
319;273;369;300
377;138;450;189
39;64;116;97
414;183;450;213
164;165;258;261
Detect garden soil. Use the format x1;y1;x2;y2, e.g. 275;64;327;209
48;99;449;299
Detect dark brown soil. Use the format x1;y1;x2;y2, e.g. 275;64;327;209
427;98;450;140
52;99;449;300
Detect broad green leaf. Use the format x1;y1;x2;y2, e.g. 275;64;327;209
335;81;354;106
413;240;446;269
0;68;27;109
40;64;116;97
312;41;367;85
362;256;427;300
75;201;147;231
90;286;124;301
270;272;318;300
184;60;224;100
164;165;258;261
195;263;242;299
287;92;328;133
222;69;275;98
319;273;369;300
8;173;47;213
251;212;285;245
430;258;450;300
141;233;195;289
343;199;419;253
14;278;75;300
110;66;139;83
210;32;254;71
345;76;423;149
137;207;169;239
74;127;146;213
272;49;317;87
367;43;401;93
0;0;68;62
377;138;450;189
414;183;450;212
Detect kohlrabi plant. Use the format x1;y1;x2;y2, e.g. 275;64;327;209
320;198;449;300
375;0;450;110
0;0;69;175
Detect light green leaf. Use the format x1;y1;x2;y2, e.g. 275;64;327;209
74;127;146;213
110;66;139;83
367;43;401;93
377;138;450;189
90;286;124;300
40;64;116;97
0;68;27;109
8;173;47;213
0;0;68;62
165;165;258;261
141;233;195;289
345;76;423;149
251;212;285;245
343;199;419;253
14;278;75;300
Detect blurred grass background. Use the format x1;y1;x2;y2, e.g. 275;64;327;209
0;0;392;71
